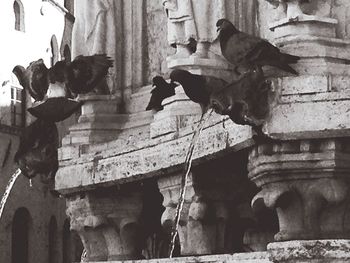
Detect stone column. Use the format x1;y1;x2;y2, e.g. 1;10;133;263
157;161;262;256
249;139;350;262
158;173;231;256
66;187;143;261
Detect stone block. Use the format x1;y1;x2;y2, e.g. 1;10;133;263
268;240;350;263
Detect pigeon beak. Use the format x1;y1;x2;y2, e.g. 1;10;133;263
216;26;221;32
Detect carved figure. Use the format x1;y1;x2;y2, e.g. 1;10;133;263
163;0;226;58
72;0;117;93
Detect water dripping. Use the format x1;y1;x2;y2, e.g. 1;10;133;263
0;169;21;220
169;109;213;258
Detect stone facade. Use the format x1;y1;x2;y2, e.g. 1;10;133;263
56;0;350;262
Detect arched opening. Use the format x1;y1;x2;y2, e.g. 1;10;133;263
11;207;31;263
13;0;25;32
50;35;59;67
49;216;59;263
63;45;71;62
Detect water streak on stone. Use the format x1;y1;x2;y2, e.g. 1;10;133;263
0;168;21;220
169;110;213;258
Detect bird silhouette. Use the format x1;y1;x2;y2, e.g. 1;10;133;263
14;118;59;182
210;69;270;136
216;19;300;75
12;59;49;102
61;54;113;95
146;76;176;111
13;54;113;122
170;69;227;115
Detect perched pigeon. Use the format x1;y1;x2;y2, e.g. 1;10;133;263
216;19;300;75
12;59;49;101
14;118;59;182
62;54;113;95
13;54;113;122
170;69;227;114
146;76;176;111
210;69;270;136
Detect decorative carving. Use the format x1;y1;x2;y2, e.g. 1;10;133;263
265;0;332;20
66;188;144;261
162;0;226;59
249;139;350;242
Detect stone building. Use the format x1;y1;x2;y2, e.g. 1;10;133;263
52;0;350;262
0;0;82;262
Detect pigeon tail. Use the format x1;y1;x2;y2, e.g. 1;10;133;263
280;52;300;64
276;63;299;75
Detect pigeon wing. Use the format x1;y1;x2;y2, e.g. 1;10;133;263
66;54;113;94
222;33;263;65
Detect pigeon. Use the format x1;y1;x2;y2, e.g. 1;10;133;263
146;76;176;111
210;69;269;136
170;69;227;114
13;54;113;122
12;59;49;102
62;54;113;95
216;19;300;75
14;118;59;182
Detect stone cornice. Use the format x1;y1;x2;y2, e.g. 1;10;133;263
55;115;254;194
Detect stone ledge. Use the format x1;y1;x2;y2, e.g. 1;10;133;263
87;252;270;263
55;115;253;194
268;240;350;262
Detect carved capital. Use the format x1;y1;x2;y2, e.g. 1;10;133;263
158;173;233;255
249;139;350;241
66;188;144;261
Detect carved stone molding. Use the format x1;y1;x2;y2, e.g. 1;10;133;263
249;139;350;242
66;188;143;261
265;0;337;38
268;240;350;263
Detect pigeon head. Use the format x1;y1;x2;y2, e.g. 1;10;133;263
216;19;239;34
152;76;167;87
48;61;66;83
170;69;191;85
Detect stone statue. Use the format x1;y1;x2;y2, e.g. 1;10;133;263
72;0;118;94
163;0;226;58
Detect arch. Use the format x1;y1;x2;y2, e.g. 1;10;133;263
13;0;25;32
11;207;31;263
50;35;59;66
49;216;59;263
63;45;71;62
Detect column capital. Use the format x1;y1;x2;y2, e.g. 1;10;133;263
249;139;350;242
